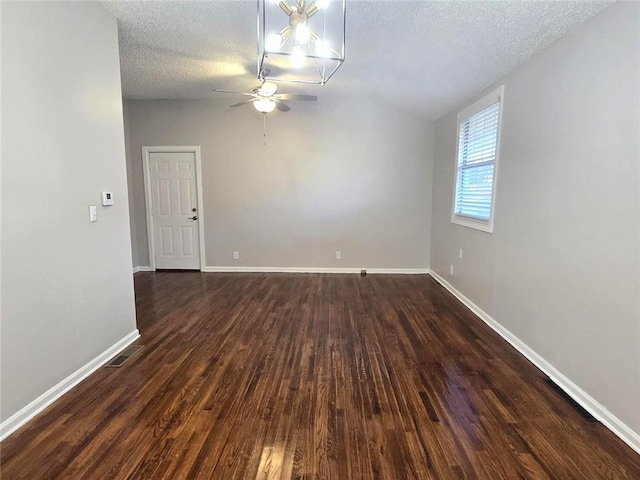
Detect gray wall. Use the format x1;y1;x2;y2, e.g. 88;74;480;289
123;100;139;267
125;97;433;269
430;2;640;433
1;2;138;421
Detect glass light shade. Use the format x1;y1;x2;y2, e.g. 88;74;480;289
258;0;346;85
253;99;276;113
260;81;278;96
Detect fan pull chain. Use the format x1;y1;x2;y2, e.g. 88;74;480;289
263;113;267;145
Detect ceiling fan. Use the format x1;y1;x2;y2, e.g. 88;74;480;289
212;78;317;114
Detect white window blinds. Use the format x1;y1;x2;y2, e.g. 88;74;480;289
454;101;500;222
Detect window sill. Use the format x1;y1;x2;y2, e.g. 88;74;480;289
451;215;494;233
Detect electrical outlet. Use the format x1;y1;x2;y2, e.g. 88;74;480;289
450;264;454;275
459;248;463;259
233;251;239;260
336;251;342;260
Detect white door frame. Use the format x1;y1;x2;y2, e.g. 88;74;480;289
142;146;206;271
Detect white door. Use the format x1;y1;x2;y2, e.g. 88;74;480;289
149;151;201;269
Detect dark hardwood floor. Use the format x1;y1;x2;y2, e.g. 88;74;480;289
2;272;639;479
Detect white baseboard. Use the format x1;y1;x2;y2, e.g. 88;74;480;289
428;269;640;455
201;266;430;274
133;266;153;273
0;329;141;442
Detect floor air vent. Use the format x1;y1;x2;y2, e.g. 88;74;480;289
544;378;598;423
105;345;143;368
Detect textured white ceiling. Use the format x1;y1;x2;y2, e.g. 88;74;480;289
102;0;612;120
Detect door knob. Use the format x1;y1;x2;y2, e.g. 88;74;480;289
188;216;198;220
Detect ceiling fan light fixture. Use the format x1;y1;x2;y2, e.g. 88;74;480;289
253;98;276;113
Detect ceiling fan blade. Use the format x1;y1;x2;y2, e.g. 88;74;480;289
212;88;254;96
274;94;317;101
275;101;291;112
229;99;254;108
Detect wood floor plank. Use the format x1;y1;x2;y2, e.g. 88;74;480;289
1;272;639;479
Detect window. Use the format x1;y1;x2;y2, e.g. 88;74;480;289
451;86;504;233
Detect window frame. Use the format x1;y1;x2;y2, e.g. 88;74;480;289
451;85;504;233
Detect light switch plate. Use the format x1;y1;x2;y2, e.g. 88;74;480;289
102;191;114;206
89;205;98;222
